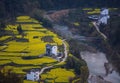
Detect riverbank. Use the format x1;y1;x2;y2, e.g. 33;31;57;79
44;8;120;83
81;51;120;83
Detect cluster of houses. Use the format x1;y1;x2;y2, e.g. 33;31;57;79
88;8;110;25
26;44;63;81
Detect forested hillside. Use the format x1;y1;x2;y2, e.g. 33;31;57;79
0;0;120;82
0;0;119;20
100;13;120;73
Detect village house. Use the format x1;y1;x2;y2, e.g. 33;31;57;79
46;44;58;56
26;69;40;81
88;8;110;25
46;44;63;61
97;8;110;25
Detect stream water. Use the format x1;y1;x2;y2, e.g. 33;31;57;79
81;51;120;83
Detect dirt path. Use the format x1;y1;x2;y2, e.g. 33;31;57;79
92;22;107;40
61;40;68;62
39;40;68;75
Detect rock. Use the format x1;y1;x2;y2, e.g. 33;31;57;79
104;62;114;76
88;75;112;83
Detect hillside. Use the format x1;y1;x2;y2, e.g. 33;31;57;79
0;0;119;20
0;16;88;83
100;13;120;73
0;0;120;83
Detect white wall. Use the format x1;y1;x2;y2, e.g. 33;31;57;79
27;72;35;81
101;9;109;15
26;72;40;81
99;16;108;24
51;46;57;56
98;8;110;25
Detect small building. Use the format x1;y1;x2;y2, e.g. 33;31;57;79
100;8;109;15
26;69;40;81
51;46;57;56
88;15;99;20
98;16;109;25
46;44;58;56
97;8;110;25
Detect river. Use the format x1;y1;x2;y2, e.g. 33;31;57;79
53;24;120;83
81;51;120;83
45;12;120;83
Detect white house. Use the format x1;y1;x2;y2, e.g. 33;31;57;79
51;46;58;56
46;44;58;56
98;8;110;25
26;70;40;81
98;16;109;24
100;8;109;15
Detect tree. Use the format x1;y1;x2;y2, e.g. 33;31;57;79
0;68;24;83
80;66;89;83
17;24;24;38
0;21;6;36
65;55;87;75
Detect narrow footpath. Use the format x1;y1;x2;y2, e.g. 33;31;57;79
92;22;107;40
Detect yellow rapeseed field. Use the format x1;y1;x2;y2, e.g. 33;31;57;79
87;8;100;14
0;36;11;41
41;68;75;82
24;80;38;83
0;15;63;76
73;22;80;26
12;57;57;65
0;60;11;65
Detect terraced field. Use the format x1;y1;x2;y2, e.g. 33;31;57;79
41;68;75;83
1;16;61;72
0;16;75;83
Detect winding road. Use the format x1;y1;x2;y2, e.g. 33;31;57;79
39;40;68;75
38;11;69;77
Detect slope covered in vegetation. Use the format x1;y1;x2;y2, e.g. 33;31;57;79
0;16;89;83
0;15;63;73
0;0;119;22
